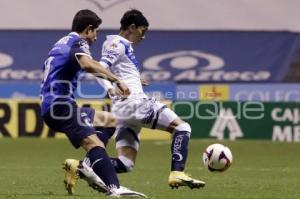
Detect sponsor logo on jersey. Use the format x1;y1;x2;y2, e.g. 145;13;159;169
79;40;91;55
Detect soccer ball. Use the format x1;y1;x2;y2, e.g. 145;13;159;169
202;143;233;172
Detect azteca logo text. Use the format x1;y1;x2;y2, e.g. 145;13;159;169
141;50;270;82
0;52;43;80
0;52;13;69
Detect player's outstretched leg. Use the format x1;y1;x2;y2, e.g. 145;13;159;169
168;123;206;189
63;159;146;197
79;161;147;198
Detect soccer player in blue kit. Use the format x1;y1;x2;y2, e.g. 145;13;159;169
66;9;206;194
40;9;146;198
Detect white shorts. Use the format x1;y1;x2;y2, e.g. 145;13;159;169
112;97;178;151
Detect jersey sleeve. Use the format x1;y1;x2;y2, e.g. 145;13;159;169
99;41;124;68
71;38;92;62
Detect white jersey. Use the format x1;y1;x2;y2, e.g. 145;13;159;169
98;35;179;151
99;35;147;99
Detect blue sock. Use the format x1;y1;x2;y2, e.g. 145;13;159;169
86;146;120;188
110;158;128;173
95;127;115;146
171;131;190;171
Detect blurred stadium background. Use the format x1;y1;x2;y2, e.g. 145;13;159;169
1;0;300;198
0;0;299;141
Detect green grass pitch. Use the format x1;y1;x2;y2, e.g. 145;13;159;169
0;138;300;199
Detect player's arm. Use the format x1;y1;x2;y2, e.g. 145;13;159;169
72;39;130;96
96;41;128;97
77;54;130;96
96;76;116;98
77;54;117;82
96;61;117;98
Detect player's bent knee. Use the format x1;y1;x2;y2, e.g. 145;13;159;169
174;123;191;133
119;155;135;172
81;134;105;151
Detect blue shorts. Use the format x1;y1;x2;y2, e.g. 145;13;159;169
42;102;95;148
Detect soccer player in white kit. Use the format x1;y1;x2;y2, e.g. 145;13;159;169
66;9;205;194
96;9;206;189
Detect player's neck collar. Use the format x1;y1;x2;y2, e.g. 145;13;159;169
117;35;132;44
69;32;80;37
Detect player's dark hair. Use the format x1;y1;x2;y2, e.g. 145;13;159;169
120;9;149;30
72;9;102;32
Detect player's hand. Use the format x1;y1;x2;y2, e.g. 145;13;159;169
141;78;150;86
116;81;130;97
107;88;116;98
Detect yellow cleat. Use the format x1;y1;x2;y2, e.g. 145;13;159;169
168;171;205;189
62;159;80;195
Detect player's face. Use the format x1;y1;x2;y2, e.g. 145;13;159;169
86;27;100;44
132;25;148;44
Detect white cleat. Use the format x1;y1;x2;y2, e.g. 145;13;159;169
107;186;147;198
77;160;108;193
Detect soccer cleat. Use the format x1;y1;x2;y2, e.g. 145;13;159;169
168;171;206;189
107;186;148;198
62;159;80;195
77;160;108;193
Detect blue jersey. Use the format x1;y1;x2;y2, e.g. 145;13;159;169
40;32;91;115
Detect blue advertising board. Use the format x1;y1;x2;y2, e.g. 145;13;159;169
177;83;300;102
230;83;300;102
0;80;177;100
0;30;300;83
139;31;300;82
